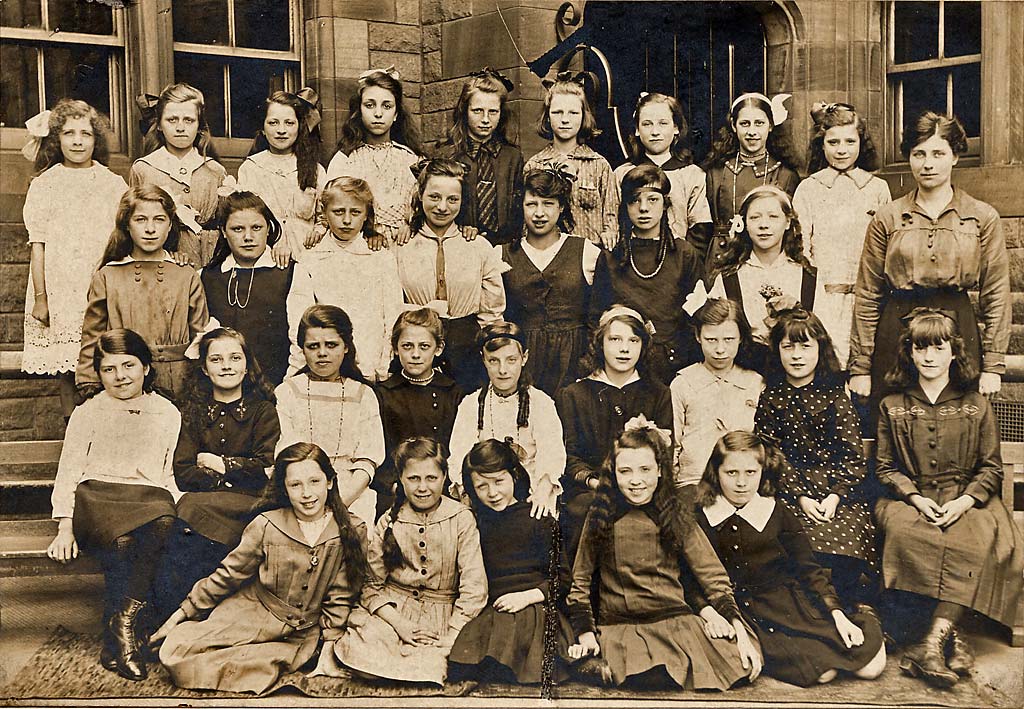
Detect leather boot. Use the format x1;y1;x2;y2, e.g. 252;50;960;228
945;626;975;676
99;626;118;671
108;597;148;681
899;617;958;688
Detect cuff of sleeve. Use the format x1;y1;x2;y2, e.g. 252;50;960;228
895;479;922;501
708;594;741;623
367;597;395;615
963;483;990;507
849;357;871;376
179;598;200;620
821;593;844;612
981;352;1006;374
568;602;597;636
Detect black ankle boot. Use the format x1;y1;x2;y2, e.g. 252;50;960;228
99;626;118;671
945;626;975;676
899;617;958;689
109;597;148;681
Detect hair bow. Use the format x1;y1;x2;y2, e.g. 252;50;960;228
542;70;598;93
810;100;855;126
900;306;957;326
470;67;514;93
732;92;790;126
216;175;245;199
21;110;52;162
728;214;745;238
358;66;400;86
173;197;203;234
532;162;577;187
682;280;710;317
500;437;529;463
135;93;160;136
623;414;672;450
599;305;656;336
639;91;650;99
409;157;432;180
755;430;781;450
295;87;322;132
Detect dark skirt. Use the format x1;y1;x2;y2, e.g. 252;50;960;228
176;490;262;547
72;480;176;551
449;602;574;684
864;288;980;431
150;517;232;627
441;314;485;394
747;593;884;687
523;325;588;397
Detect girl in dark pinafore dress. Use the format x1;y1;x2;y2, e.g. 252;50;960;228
756;309;878;609
502;167;599;396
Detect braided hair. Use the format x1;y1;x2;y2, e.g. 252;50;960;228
382;437;450;572
475;321;531;432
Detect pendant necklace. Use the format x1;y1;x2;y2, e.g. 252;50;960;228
227;267;256;308
307;376;345;454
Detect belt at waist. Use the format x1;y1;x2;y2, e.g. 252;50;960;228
148;342;190;363
253;581;319;631
387;579;458;603
824;283;854;295
916;470;971;490
887;286;965;301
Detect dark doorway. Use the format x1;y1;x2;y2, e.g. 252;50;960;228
582;2;768;165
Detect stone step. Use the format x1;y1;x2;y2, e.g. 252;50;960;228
0;440;62;487
0;518;99;577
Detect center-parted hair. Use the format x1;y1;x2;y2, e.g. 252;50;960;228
583;426;693;557
320;176;380;240
336;71;422;156
702;93;800;172
296;304;366;384
443;72;517;153
476;320;531;430
692;297;758;370
381;437;451;572
764;308;843;388
259;442;369;588
885;309;978;390
142;82;218;159
807;102;880;173
695;430;786;508
207;190;283;269
249;90;322;191
627;92;693;166
461;438;532;509
537;79;600;143
409;157;467;234
614;164;677;269
92;328;158;394
100;185;182;267
718;185;810;276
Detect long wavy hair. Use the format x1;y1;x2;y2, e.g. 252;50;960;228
581;305;652;377
461;438;532;510
99;186;182;267
296;304;367;384
763;308;843;388
537;79;600;143
612;164;677;271
717;185;810;276
695;430;784;508
381;437;451;572
702;94;800;171
582;427;693;558
142;83;219;159
33;99;112;173
409;158;466;234
93;328;158;394
806;103;880;173
181;327;276;434
249;90;322;190
884;309;979;390
259;442;369;587
336;71;422;156
207;190;283;269
626;92;693;166
441;73;517;153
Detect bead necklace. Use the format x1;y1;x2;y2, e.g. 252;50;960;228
401;369;435;385
628;233;669;280
227;267;256;308
306;376;345;455
730;150;771;216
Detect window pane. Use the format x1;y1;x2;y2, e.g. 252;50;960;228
174;53;227;135
893;1;939;64
0;44;40;126
951;63;981;137
236;0;291;51
47;0;113;35
944;1;981;58
1;0;43;28
229;57;291;137
172;0;229;46
900;67;948;128
43;45;111;115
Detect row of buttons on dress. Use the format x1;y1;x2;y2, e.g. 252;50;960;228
412;525;428;598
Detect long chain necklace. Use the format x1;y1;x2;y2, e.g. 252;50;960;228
486;387;521;446
628;234;669;280
227;267;256;308
730;150;771;216
307;376;345;454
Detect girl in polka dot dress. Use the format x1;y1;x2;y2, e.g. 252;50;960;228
755;309;878;610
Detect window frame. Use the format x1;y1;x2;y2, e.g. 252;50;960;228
884;0;983;164
171;0;303;156
0;2;129;152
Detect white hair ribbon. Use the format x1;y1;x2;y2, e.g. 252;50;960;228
682;280;710;317
21;110;52;162
731;92;791;126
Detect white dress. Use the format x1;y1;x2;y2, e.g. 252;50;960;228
793;167;891;365
325;142;419;240
237;151;327;260
22;164;127;375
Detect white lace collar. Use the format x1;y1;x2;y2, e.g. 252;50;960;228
703;493;776;532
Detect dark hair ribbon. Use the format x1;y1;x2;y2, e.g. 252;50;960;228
470;67;514;93
294;87;322;132
135;93;160;137
900;306;958;326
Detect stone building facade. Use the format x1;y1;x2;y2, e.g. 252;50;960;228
1;0;1022;440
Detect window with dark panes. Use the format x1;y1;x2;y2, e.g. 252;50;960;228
0;0;125;144
887;0;981;159
172;0;300;140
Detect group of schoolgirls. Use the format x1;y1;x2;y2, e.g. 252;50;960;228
24;64;1020;696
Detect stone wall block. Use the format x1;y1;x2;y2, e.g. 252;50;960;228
333;19;370;77
0;264;27;312
0;194;26;225
1009;248;1024;292
422;78;467;113
368;50;422;83
423;23;441;52
333;0;395;22
424;50;442;83
368;22;421;52
396;0;419;24
1001;217;1022;249
421;0;472;25
1012;291;1024;324
0;313;23;346
0;224;29;265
